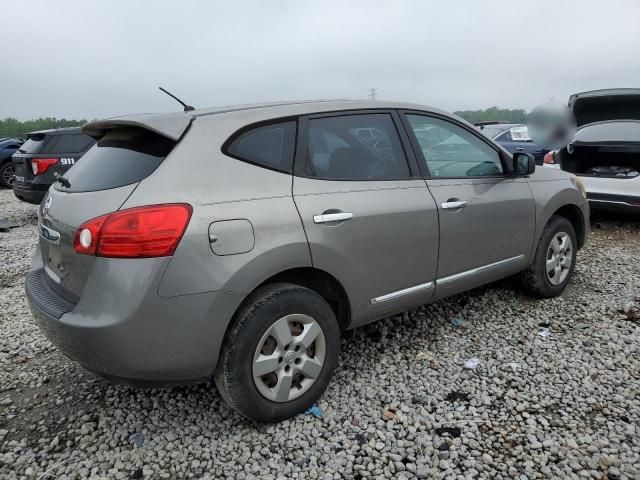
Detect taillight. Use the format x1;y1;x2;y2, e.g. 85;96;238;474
31;158;59;175
543;152;556;165
73;204;193;258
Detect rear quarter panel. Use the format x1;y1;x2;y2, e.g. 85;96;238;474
119;113;312;298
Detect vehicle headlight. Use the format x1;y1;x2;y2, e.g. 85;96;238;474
570;175;587;199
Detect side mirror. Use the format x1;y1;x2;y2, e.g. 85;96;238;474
512;152;536;176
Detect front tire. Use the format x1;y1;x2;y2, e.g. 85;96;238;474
214;283;340;422
521;215;577;298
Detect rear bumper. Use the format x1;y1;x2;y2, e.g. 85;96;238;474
26;252;244;384
587;192;640;213
13;185;47;204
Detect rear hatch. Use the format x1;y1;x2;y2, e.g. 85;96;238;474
39;126;180;302
559;121;640;179
570;89;640;127
561;90;640;178
13;132;54;186
12;130;95;189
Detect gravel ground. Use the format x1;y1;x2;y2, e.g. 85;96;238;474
1;188;639;480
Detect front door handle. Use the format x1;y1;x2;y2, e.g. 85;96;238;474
313;212;353;224
441;200;468;210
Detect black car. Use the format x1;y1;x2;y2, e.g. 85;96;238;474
0;137;25;188
12;127;95;204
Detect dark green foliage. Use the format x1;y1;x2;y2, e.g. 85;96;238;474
0;118;87;138
453;107;528;124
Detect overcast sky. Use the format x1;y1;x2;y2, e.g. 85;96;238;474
1;0;639;120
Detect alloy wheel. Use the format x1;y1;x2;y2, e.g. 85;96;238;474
2;165;15;187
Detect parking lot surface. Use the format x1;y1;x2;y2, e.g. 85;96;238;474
1;188;639;479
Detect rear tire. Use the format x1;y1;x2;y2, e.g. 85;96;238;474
0;162;15;189
214;283;340;423
521;215;577;298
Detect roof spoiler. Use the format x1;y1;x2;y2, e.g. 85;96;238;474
82;112;193;141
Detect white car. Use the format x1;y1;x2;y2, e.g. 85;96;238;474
546;89;640;212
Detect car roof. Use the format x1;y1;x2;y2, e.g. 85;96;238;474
83;100;463;141
25;127;84;136
477;123;522;134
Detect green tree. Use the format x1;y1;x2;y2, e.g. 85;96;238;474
0;117;87;138
453;107;528;124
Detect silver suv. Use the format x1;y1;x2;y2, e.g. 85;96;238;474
26;100;589;422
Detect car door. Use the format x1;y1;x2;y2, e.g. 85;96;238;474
401;112;536;298
292;111;439;326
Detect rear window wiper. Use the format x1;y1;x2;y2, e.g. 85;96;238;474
54;173;72;188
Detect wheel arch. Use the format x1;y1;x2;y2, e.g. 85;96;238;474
255;267;352;331
551;204;587;249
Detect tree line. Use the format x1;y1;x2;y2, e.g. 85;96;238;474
0;117;87;138
453;106;528;124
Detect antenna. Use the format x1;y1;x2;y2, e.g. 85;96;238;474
158;86;195;112
368;87;378;101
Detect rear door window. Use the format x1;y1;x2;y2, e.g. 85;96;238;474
58;128;175;193
225;121;296;172
306;114;410;180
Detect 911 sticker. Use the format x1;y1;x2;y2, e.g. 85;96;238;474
60;158;75;165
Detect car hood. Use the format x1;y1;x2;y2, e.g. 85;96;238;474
569;89;640;127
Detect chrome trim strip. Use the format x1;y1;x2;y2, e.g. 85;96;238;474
39;223;61;244
370;281;434;305
589;199;634;207
436;254;525;286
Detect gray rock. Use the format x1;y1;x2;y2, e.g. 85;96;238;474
0;187;639;480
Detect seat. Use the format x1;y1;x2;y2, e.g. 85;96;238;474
327;147;372;179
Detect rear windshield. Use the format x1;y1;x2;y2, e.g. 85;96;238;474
19;135;49;154
478;126;508;139
573;121;640;144
57;128;175;193
50;134;95;153
18;132;94;155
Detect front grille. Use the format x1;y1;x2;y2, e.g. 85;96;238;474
25;269;76;319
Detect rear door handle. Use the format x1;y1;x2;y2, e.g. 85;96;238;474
441;200;468;210
313;212;353;224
